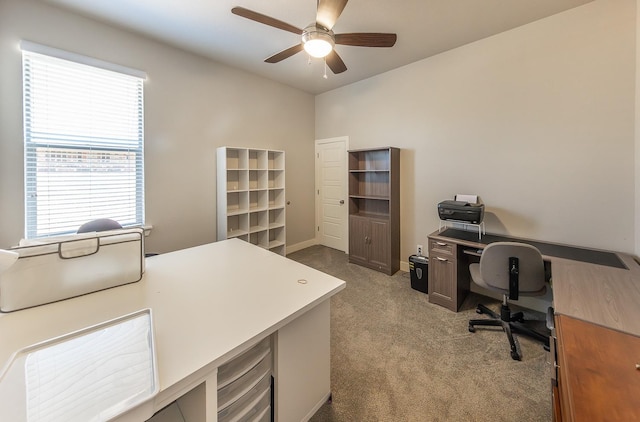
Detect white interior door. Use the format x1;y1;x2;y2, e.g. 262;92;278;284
315;137;348;252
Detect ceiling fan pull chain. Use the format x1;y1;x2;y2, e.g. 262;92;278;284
323;59;328;79
308;55;312;65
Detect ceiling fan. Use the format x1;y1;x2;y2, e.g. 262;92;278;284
231;0;397;75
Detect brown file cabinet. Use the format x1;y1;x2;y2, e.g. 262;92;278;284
427;238;463;311
552;315;640;421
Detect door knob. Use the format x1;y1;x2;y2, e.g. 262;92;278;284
339;200;345;204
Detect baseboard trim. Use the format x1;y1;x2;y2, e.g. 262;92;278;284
400;260;410;273
286;239;318;255
301;391;332;422
287;242;410;273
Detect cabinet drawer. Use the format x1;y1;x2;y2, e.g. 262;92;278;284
429;247;457;270
254;404;271;422
218;373;271;422
429;239;456;257
218;336;271;389
430;252;456;265
218;352;272;411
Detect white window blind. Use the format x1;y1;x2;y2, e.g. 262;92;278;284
22;47;145;238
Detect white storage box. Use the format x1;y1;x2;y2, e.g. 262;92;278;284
0;228;144;312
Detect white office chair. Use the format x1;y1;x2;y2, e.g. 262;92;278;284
468;242;550;360
77;218;123;233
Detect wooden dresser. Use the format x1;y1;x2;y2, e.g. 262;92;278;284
553;316;640;421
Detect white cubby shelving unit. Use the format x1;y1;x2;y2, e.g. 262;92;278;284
217;147;286;256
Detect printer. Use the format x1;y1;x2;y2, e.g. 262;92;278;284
437;200;484;224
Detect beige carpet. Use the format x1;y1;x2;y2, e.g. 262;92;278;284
287;245;551;422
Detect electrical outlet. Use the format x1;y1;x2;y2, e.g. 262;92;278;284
417;244;423;256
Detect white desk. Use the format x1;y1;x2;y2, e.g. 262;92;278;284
0;239;346;422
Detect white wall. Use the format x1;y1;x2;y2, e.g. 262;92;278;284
1;0;636;260
0;0;316;253
316;0;637;260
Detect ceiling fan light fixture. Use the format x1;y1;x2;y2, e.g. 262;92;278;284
302;25;335;58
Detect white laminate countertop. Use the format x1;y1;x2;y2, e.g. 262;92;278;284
0;239;346;414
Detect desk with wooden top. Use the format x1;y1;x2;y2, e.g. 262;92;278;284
427;228;640;421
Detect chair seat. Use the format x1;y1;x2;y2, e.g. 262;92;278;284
469;262;546;297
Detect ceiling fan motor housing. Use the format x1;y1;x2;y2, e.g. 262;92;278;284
302;24;335;57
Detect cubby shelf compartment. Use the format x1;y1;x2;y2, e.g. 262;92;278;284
269;208;285;230
227;169;248;192
249;170;268;190
218;147;286;256
268;151;285;170
268;170;285;189
268;189;285;209
225;148;248;170
249;211;269;233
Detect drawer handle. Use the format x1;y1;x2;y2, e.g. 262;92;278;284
436;242;447;246
436;257;448;262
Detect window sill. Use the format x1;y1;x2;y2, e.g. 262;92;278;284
141;225;153;237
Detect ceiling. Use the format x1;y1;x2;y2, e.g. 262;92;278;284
41;0;593;95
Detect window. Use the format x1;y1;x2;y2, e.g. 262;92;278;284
22;43;145;238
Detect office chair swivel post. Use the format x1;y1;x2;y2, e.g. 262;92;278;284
468;254;550;361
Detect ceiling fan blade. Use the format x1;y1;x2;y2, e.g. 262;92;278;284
232;7;303;35
325;50;347;74
265;44;304;63
316;0;348;30
335;33;397;47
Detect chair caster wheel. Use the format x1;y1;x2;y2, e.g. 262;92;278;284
475;308;482;314
468;325;476;333
511;351;521;361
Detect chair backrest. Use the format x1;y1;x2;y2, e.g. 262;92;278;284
77;218;123;233
479;242;545;294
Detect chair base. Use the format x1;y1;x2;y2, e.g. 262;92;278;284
468;302;550;361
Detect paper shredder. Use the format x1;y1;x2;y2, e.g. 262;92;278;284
408;255;428;293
